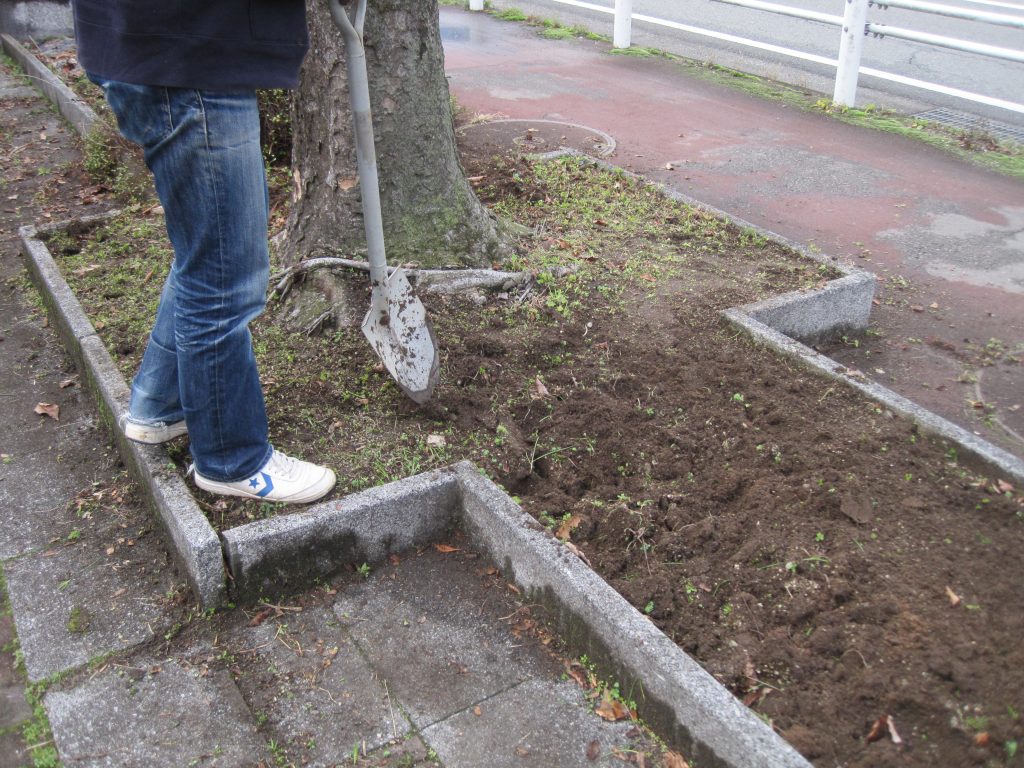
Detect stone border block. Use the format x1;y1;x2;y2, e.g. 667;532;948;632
1;33;99;138
723;310;1024;485
452;462;811;768
19;222;227;608
19;224;99;352
222;470;459;603
736;271;876;344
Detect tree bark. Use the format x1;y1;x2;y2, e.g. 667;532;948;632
284;0;509;272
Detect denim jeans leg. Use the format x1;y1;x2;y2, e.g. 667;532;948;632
95;79;272;481
127;266;185;425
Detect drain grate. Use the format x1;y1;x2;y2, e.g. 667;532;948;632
913;107;1024;144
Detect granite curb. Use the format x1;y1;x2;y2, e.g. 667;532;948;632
0;33;98;139
19;219;228;608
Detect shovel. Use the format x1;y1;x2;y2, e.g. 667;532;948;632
328;0;440;404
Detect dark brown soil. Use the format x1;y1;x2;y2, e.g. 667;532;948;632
43;90;1024;768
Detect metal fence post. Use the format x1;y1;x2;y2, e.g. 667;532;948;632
614;0;634;48
468;0;484;10
833;0;869;106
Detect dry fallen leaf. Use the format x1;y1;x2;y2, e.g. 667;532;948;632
554;514;582;541
945;585;962;607
532;376;551;400
338;176;358;191
473;706;482;717
743;687;768;707
565;663;590;689
249;607;275;627
433;543;460;554
426;434;447;448
59;378;76;389
663;752;691;768
866;714;888;743
34;402;59;421
594;691;631;722
996;479;1015;494
562;540;591;566
974;732;990;747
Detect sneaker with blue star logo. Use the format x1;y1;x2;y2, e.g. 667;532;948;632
192;449;336;504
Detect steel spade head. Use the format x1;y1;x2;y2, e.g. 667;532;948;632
361;267;439;404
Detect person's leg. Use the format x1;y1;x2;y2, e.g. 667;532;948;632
95;78;335;502
120;267;188;443
97;80;270;480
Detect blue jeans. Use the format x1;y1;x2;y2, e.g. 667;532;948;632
93;77;272;482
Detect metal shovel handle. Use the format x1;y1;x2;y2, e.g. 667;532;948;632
328;0;388;286
328;0;365;42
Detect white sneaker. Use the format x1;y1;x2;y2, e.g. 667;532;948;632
120;415;188;444
192;450;336;505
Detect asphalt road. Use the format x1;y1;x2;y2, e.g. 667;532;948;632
483;0;1024;129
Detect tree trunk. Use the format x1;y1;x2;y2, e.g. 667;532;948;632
284;0;509;273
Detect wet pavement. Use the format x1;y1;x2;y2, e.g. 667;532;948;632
441;6;1024;458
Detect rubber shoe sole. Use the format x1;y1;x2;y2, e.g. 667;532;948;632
192;450;336;505
120;415;188;444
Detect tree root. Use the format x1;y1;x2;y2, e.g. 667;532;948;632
270;257;532;302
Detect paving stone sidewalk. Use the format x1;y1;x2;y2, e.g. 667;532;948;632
0;58;662;768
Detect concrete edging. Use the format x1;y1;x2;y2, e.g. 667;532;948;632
19;221;226;608
221;460;811;767
454;462;812;768
222;470;460;602
1;33;99;139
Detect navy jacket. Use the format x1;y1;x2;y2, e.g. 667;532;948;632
72;0;309;90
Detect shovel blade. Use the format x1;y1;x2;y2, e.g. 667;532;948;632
361;267;439;404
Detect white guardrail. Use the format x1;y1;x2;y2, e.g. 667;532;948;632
466;0;1024;114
